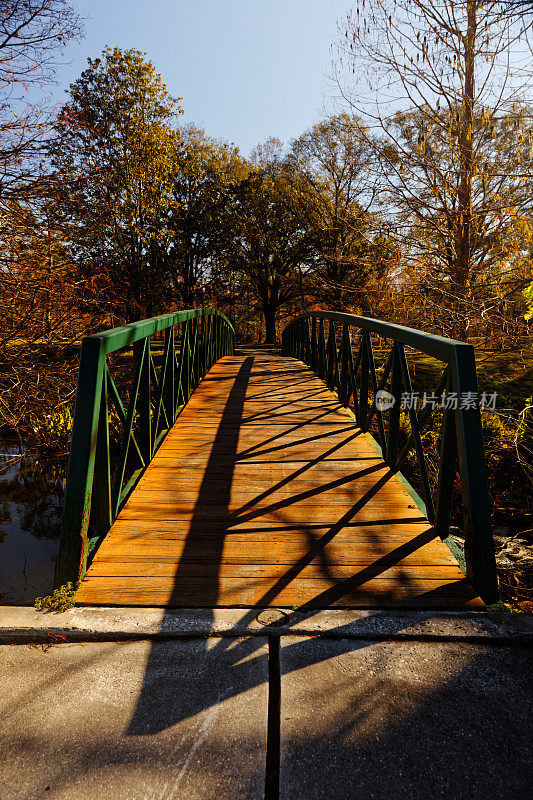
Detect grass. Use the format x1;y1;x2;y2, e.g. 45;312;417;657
34;581;79;612
404;349;533;413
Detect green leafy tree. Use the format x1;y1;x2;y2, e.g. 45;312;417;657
50;47;182;320
166;124;247;307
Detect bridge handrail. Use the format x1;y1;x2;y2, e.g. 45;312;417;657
55;308;235;588
282;311;499;604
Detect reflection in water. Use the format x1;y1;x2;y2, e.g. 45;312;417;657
0;446;64;604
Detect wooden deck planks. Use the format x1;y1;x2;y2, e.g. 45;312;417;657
75;351;483;609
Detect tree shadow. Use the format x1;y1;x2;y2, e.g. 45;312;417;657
278;637;532;800
4;638;530;799
128;354;254;734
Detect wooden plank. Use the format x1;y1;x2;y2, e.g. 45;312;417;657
89;553;459;569
89;538;458;566
136;476;394;492
84;563;465;580
152;444;381;461
140;462;385;482
115;498;428;522
96;532;439;545
116;501;424;520
126;486;417;505
75;576;483;608
76;351;483;610
106;518;430;534
161;426;362;440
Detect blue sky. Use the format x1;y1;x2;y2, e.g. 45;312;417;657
51;0;353;155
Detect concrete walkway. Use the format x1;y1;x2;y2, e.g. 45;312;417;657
1;608;531;799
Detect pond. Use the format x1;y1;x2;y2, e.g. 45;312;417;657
0;447;64;604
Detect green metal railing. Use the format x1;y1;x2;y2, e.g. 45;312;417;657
282;311;499;604
55;308;234;587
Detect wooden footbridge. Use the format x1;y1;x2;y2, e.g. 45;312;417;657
55;309;499;608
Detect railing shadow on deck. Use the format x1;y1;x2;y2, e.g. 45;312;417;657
283;313;499;604
126;351;479;736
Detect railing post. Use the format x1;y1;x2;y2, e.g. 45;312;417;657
137;337;152;464
340;323;350;406
164;326;176;425
204;313;210;371
205;314;210;371
385;343;402;467
346;331;360;420
451;344;499;603
210;314;216;366
326;322;335;389
434;373;457;540
191;316;199;389
318;319;326;380
91;367;112;547
304;318;311;365
54;337;106;587
198;314;204;375
359;332;370;431
310;317;317;372
181;320;191;403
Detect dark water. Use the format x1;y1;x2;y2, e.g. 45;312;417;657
0;447;64;604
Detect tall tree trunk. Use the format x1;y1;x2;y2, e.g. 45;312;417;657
359;294;372;316
44;232;53;341
263;305;277;344
455;0;476;341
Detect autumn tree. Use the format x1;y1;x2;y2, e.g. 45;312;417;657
165;124;247;307
229;141;308;343
381;104;533;337
0;0;82;195
337;0;533;339
50;47;182;321
286;114;395;314
0;1;84;349
0;3;90;440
